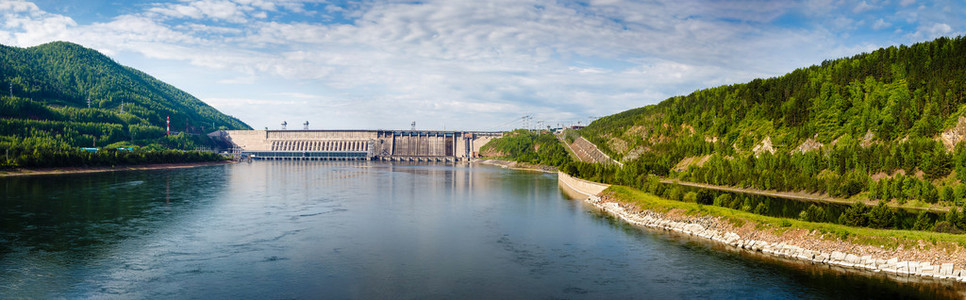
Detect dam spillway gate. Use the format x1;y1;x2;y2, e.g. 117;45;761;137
211;129;502;162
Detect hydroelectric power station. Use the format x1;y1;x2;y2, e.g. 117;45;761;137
210;130;502;162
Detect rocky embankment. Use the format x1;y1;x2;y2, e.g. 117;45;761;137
558;171;966;283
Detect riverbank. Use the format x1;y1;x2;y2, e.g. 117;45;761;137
474;159;556;173
0;160;234;177
559;172;966;286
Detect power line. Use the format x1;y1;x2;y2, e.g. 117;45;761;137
484;115;526;131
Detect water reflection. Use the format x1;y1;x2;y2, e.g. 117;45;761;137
0;161;962;299
0;165;231;296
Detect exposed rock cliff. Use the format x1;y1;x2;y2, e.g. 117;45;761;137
940;116;966;151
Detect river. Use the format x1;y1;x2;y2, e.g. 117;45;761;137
0;161;961;299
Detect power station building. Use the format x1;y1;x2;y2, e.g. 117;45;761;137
211;130;502;162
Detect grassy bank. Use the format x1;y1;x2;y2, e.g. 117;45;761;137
606;185;966;250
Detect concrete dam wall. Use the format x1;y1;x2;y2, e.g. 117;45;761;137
212;130;501;161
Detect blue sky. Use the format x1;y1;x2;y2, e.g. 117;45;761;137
1;0;964;130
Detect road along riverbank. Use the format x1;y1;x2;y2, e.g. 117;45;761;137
559;171;966;286
662;179;951;214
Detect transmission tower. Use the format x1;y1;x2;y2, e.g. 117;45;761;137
521;114;533;131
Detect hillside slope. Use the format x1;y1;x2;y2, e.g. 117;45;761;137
0;41;250;168
0;41;249;133
564;35;966;231
585;36;966;160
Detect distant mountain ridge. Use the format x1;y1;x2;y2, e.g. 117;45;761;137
0;41;250;132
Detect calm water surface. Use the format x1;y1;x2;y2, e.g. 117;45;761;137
0;161;963;299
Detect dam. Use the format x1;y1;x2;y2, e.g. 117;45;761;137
210;129;502;161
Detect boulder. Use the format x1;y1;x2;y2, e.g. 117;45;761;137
831;251;846;262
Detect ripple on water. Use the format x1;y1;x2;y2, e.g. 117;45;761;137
296;208;348;218
3;162;964;299
261;256;289;262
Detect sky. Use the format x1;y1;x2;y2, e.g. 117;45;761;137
0;0;964;131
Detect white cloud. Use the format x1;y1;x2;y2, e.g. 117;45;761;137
147;0;259;23
903;11;918;23
831;16;857;30
217;76;256;85
853;1;877;13
0;0;39;13
1;0;963;130
0;0;76;46
872;18;891;30
900;0;915;7
204;97;301;107
924;22;953;37
276;92;323;100
903;23;956;42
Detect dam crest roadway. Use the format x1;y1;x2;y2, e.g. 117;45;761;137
211;129;503;162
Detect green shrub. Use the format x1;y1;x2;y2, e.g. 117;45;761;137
713;194;732;207
753;202;768;215
933;221;963;234
866;202;897;229
912;212;934;231
683;192;698;203
838;201;870;227
799;204;826;222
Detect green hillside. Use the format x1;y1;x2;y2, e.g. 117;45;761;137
480;36;966;233
585;36;966;158
0;41;251;168
579;36;966;196
1;41;249;131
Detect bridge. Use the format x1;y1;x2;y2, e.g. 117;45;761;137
210;129;502;162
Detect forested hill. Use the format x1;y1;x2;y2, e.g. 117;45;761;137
0;41;250;168
586;36;966;157
577;36;966;209
0;41;250;132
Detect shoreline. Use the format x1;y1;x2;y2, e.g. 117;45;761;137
0;160;234;177
559;171;966;286
473;159;556;173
